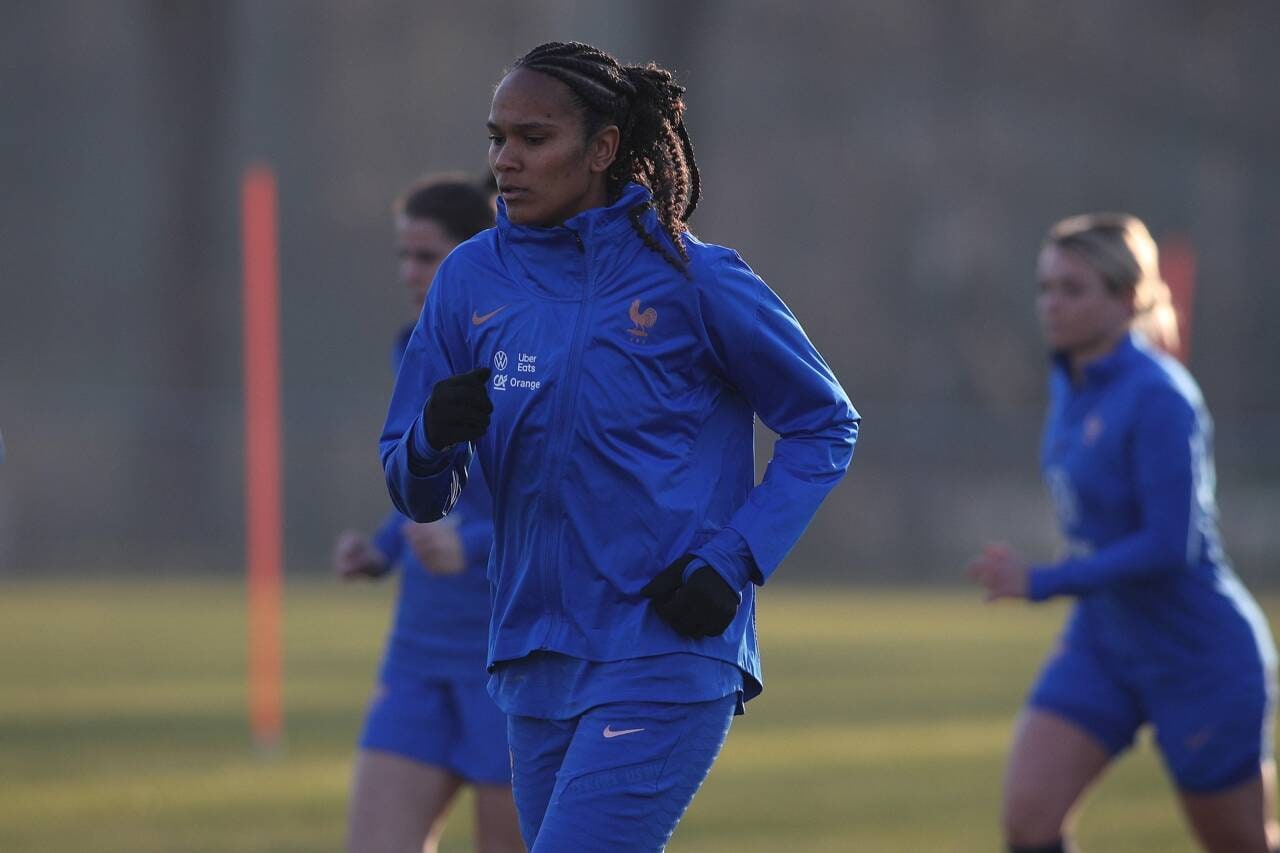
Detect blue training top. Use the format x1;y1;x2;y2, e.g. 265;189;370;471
371;327;495;682
1030;332;1275;676
380;182;859;707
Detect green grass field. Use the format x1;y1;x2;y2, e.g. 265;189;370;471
2;578;1266;851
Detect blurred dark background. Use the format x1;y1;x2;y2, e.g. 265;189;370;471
2;0;1277;583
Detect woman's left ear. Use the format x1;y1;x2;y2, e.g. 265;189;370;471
588;125;620;174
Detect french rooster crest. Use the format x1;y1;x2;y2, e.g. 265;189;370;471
627;299;657;338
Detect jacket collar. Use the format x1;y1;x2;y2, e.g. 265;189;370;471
494;182;659;299
496;182;655;251
1051;330;1143;388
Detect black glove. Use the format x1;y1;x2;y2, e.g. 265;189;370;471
640;554;740;638
423;367;493;450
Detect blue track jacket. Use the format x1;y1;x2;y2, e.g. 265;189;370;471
1031;332;1274;673
380;183;858;698
371;328;495;681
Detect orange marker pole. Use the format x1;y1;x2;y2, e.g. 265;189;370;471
1160;236;1197;365
242;165;284;754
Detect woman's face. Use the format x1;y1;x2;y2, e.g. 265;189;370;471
1035;244;1134;358
487;68;617;227
396;215;456;315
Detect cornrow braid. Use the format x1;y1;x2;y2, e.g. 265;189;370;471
512;41;701;276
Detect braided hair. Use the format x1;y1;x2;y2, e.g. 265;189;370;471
511;41;700;275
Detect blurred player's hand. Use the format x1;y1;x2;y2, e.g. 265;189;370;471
641;554;740;638
403;518;465;575
334;530;390;580
965;542;1029;601
423;367;493;450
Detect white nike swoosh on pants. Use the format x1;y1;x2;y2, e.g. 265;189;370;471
602;725;645;738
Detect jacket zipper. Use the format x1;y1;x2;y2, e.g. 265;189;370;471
537;227;591;644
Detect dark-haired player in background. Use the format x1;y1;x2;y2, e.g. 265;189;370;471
337;174;521;853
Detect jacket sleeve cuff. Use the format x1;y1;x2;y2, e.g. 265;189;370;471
408;415;454;477
1027;564;1063;602
691;527;761;593
370;511;406;568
